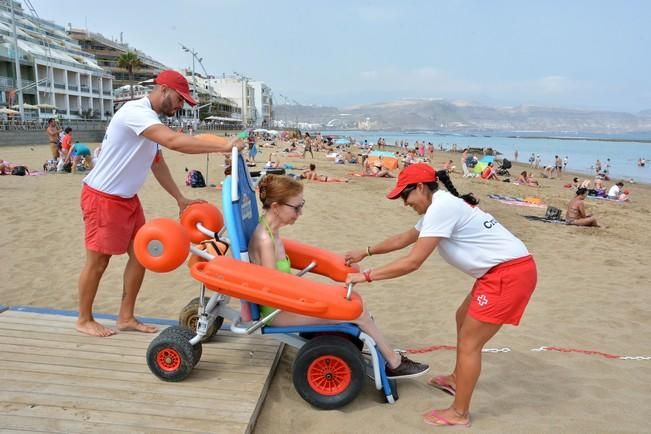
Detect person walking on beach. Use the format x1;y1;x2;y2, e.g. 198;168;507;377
77;70;245;337
46;118;61;160
344;164;537;427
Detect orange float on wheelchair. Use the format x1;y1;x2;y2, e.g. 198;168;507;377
134;218;190;272
283;238;359;282
190;258;363;321
180;202;224;244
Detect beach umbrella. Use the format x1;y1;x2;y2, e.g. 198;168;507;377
37;103;56;110
480;156;495;164
474;161;488;174
0;107;19;114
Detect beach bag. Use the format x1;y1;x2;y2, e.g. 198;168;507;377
11;166;27;176
189;170;206;188
545;206;562;221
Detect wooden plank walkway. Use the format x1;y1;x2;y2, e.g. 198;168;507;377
0;308;283;433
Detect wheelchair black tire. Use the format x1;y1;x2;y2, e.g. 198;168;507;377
178;297;224;342
147;332;196;382
292;335;365;410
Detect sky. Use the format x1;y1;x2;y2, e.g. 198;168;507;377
29;0;651;113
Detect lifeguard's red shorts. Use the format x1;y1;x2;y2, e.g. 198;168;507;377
468;255;537;326
80;184;145;255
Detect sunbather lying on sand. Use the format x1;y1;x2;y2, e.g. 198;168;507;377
301;164;348;182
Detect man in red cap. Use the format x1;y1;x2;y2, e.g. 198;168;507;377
344;163;537;427
77;69;245;337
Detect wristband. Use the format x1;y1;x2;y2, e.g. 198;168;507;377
367;246;373;256
363;269;373;283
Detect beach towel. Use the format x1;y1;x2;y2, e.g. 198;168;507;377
487;194;546;208
586;196;629;203
522;215;567;224
522;215;591;227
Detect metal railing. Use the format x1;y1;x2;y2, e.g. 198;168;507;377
0;118;109;131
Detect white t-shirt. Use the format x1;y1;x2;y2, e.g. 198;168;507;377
415;190;529;278
607;184;620;198
84;97;162;198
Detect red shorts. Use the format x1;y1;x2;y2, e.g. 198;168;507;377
80;184;145;255
468;255;537;326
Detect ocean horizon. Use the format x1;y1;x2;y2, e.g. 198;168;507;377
320;130;651;184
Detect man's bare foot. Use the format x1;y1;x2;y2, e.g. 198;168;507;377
76;319;116;337
116;317;159;333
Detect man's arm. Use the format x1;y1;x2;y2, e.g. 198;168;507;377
142;124;244;154
150;151;203;214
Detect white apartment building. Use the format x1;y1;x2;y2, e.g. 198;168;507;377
248;80;273;128
208;77;256;127
0;0;113;120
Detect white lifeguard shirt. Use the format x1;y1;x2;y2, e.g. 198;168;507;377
84;97;162;198
415;190;529;278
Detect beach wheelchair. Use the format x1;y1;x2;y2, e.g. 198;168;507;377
135;148;399;410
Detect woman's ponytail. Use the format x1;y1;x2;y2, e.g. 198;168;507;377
435;170;479;206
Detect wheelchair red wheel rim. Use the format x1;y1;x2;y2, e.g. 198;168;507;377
156;347;181;372
306;355;352;395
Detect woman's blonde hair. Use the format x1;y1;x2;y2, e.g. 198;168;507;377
258;174;303;209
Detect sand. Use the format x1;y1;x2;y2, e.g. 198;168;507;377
1;141;650;433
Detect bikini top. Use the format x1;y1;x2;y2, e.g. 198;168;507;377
261;215;291;273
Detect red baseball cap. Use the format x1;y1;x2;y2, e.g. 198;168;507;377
154;70;197;106
386;163;437;199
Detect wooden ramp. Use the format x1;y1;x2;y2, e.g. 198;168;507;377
0;308;283;433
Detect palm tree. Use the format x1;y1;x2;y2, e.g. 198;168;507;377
117;51;142;100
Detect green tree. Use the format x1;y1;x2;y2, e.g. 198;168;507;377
117;51;142;100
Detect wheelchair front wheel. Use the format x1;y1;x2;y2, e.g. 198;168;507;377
147;332;196;382
160;325;203;366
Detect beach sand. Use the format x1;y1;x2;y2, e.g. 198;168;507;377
1;142;650;433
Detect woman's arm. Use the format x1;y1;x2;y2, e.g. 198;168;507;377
345;228;420;265
346;236;440;284
250;229;278;269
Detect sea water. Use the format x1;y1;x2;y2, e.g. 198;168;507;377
322;130;651;184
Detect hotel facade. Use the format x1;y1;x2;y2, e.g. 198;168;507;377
0;0;113;120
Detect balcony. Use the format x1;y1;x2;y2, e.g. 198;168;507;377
102;90;112;96
68;85;78;91
91;89;99;95
53;83;66;89
80;85;90;93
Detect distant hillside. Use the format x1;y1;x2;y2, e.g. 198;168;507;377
273;99;651;134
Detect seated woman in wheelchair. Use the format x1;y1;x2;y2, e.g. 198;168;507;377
248;174;429;379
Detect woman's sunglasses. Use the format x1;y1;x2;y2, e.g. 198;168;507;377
400;185;417;201
282;200;305;212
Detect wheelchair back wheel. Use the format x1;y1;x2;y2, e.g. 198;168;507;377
178;297;224;342
292;335;365;410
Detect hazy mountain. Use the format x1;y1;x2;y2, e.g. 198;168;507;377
273;99;651;134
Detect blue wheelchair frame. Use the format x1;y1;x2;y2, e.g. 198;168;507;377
191;148;397;404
